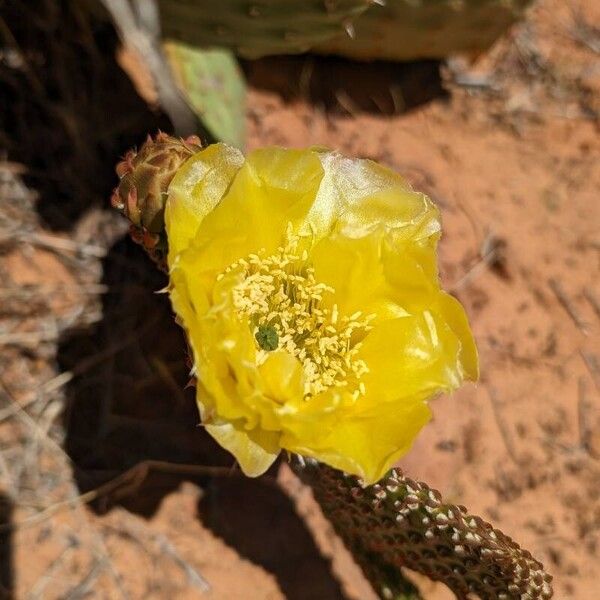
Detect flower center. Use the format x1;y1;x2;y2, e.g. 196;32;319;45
219;236;373;398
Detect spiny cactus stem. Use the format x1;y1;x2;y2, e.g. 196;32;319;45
292;459;553;600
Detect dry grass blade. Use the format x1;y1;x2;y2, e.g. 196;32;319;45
27;541;77;600
487;387;526;466
62;557;108;600
105;508;211;594
450;233;506;292
583;287;600;322
0;317;161;424
580;350;600;392
295;459;553;600
0;460;257;534
571;10;600;54
155;533;210;593
549;278;588;334
577;377;597;458
13;231;107;258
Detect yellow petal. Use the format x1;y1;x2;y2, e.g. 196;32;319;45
436;292;479;381
303;151;438;240
358;307;475;408
258;351;305;405
309;160;442;319
170;263;259;426
205;419;280;477
312;231;430;324
166;143;244;262
196;362;281;476
182;147;324;276
282;400;431;485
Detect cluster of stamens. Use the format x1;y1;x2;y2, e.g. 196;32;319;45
218;234;374;398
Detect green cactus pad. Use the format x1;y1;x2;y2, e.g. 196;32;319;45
293;459;553;600
164;42;246;148
157;0;530;61
317;0;533;61
157;0;371;58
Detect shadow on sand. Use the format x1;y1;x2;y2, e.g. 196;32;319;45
243;55;447;115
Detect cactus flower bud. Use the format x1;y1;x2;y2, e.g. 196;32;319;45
111;132;202;265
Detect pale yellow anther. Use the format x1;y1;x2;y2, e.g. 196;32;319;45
221;234;373;398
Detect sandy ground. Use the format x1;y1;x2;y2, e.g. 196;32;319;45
0;0;599;598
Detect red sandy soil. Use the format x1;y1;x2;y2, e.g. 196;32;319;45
0;0;598;598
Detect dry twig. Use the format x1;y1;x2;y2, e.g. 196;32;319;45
487;387;525;466
577;377;596;458
580;350;600;392
450;233;505;292
0;314;161;424
583;287;600;322
13;231;107;258
549;278;588;334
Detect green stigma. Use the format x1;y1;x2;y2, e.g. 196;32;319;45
255;324;279;351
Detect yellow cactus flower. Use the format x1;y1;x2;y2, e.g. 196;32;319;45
165;144;478;484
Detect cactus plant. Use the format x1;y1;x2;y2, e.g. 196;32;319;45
94;1;247;144
317;0;533;61
110;134;553;599
155;0;532;61
294;458;553;600
158;0;372;58
164;42;246;147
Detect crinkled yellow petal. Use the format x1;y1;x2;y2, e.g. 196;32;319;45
198;380;279;478
171;260;308;434
170;264;257;427
311;230;441;324
202;411;280;477
276;303;474;483
166;143;244;261
282;400;431;485
258;351;305;405
303;151;438;241
358;308;476;408
310;232;399;322
180;147;324;276
436;292;479;381
381;235;442;314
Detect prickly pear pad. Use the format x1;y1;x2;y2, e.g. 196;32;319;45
165;145;478;483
